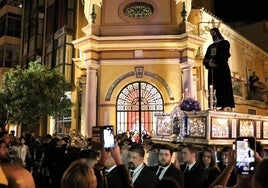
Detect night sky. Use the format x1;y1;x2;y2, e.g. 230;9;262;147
214;0;268;23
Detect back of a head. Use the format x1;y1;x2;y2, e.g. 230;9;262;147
79;149;100;160
61;159;96;188
253;159;268;188
45;134;52;140
1;164;35;188
149;143;162;152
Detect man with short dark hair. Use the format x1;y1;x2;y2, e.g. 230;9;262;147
180;144;206;188
150;144;184;188
146;143;162;167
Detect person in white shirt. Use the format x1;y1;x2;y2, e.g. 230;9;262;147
12;137;32;169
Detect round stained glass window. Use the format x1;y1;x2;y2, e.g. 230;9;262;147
123;2;154;19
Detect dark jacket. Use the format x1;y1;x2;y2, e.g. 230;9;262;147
133;164;158;188
150;164;184;188
203;167;221;188
103;164;133;188
180;163;206;188
217;162;237;186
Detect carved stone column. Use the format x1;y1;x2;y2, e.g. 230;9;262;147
83;61;99;138
181;60;194;98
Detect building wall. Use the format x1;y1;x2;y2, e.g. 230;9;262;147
2;0;266;137
9;0;268;136
0;2;22;135
100;0;178;36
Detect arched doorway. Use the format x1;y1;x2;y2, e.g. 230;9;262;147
116;82;164;142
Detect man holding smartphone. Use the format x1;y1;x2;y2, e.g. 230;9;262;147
98;141;133;188
209;140;264;188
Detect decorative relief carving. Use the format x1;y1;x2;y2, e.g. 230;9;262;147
123;2;154;19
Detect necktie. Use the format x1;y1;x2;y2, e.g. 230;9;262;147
130;170;134;177
102;169;108;188
128;162;135;177
184;165;189;172
156;167;164;178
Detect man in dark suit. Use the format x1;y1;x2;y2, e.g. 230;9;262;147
180;144;206;188
102;150;132;188
128;143;158;188
98;142;133;188
149;144;184;188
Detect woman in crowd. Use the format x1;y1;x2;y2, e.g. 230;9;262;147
61;158;97;188
200;147;221;188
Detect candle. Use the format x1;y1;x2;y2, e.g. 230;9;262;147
209;85;213;110
209;85;213;90
185;88;188;98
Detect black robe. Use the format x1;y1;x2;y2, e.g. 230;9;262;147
203;39;235;108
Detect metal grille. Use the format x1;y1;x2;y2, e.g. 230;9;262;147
116;82;164;136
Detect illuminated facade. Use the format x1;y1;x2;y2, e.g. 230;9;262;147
2;0;268;142
73;0;268;144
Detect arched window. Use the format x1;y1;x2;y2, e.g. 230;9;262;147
116;82;164;140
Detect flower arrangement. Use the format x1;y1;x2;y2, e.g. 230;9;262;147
180;97;201;111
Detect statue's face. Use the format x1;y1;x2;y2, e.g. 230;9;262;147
210;30;216;36
210;29;219;41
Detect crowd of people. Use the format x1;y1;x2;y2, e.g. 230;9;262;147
0;129;267;188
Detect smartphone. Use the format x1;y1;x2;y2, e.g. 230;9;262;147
235;136;256;175
103;125;115;149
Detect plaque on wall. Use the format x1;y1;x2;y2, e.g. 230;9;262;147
156;115;171;136
239;119;255;137
187;116;206;138
211;117;229;138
